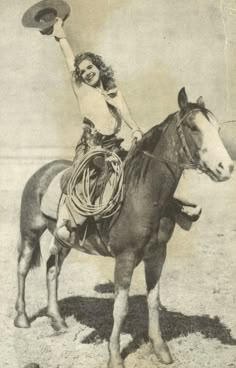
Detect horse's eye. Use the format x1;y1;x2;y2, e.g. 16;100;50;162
190;125;198;132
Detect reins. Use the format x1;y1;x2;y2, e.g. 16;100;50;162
142;150;194;169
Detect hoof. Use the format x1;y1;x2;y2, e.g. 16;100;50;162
153;341;173;365
50;317;68;332
14;313;31;328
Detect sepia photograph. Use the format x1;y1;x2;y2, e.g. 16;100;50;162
1;0;236;367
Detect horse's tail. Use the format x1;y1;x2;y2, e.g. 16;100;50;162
19;160;71;272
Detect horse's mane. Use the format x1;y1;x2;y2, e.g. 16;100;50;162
124;113;176;186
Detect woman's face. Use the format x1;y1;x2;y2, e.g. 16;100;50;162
79;59;101;87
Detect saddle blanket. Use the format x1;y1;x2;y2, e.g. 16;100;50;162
41;170;66;220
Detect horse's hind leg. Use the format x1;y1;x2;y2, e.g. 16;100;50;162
108;250;136;368
46;245;71;331
14;233;43;328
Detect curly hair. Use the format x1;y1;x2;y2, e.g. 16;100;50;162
73;52;117;91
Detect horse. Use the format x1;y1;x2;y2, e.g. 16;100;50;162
14;88;234;367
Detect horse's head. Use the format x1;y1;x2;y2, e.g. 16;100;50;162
177;88;234;182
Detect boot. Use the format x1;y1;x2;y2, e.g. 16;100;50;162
49;220;75;255
173;198;202;222
179;204;202;222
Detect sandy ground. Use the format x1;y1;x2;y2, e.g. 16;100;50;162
1;157;236;368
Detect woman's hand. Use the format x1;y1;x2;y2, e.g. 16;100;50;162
52;17;66;39
131;129;143;142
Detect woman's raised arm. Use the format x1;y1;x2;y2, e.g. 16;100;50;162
52;18;75;74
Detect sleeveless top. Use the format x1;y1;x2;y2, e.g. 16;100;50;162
72;82;125;136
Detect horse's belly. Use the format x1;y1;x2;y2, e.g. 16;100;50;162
73;230;113;257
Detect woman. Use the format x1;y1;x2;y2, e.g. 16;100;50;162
46;18;143;253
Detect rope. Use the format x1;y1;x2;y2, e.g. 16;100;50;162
67;148;124;218
222;120;236;124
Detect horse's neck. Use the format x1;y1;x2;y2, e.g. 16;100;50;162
151;121;185;185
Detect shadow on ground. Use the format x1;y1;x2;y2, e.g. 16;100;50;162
30;283;236;359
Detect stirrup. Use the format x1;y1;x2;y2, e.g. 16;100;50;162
54;231;73;249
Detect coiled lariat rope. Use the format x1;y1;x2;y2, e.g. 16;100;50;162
67;148;124;218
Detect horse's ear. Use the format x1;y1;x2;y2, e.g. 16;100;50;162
178;87;188;110
196;96;205;108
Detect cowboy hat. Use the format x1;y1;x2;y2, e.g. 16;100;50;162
22;0;71;31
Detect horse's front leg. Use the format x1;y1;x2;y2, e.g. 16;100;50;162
108;251;136;368
46;246;70;331
144;245;173;364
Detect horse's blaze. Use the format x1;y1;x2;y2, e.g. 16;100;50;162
195;113;234;181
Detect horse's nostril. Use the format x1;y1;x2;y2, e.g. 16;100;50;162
218;162;234;174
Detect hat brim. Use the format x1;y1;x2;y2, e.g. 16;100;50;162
22;0;71;31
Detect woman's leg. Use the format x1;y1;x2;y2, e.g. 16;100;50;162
50;141;88;255
49;203;86;255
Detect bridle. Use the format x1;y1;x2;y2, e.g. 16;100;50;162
176;108;201;167
142;108;210;173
